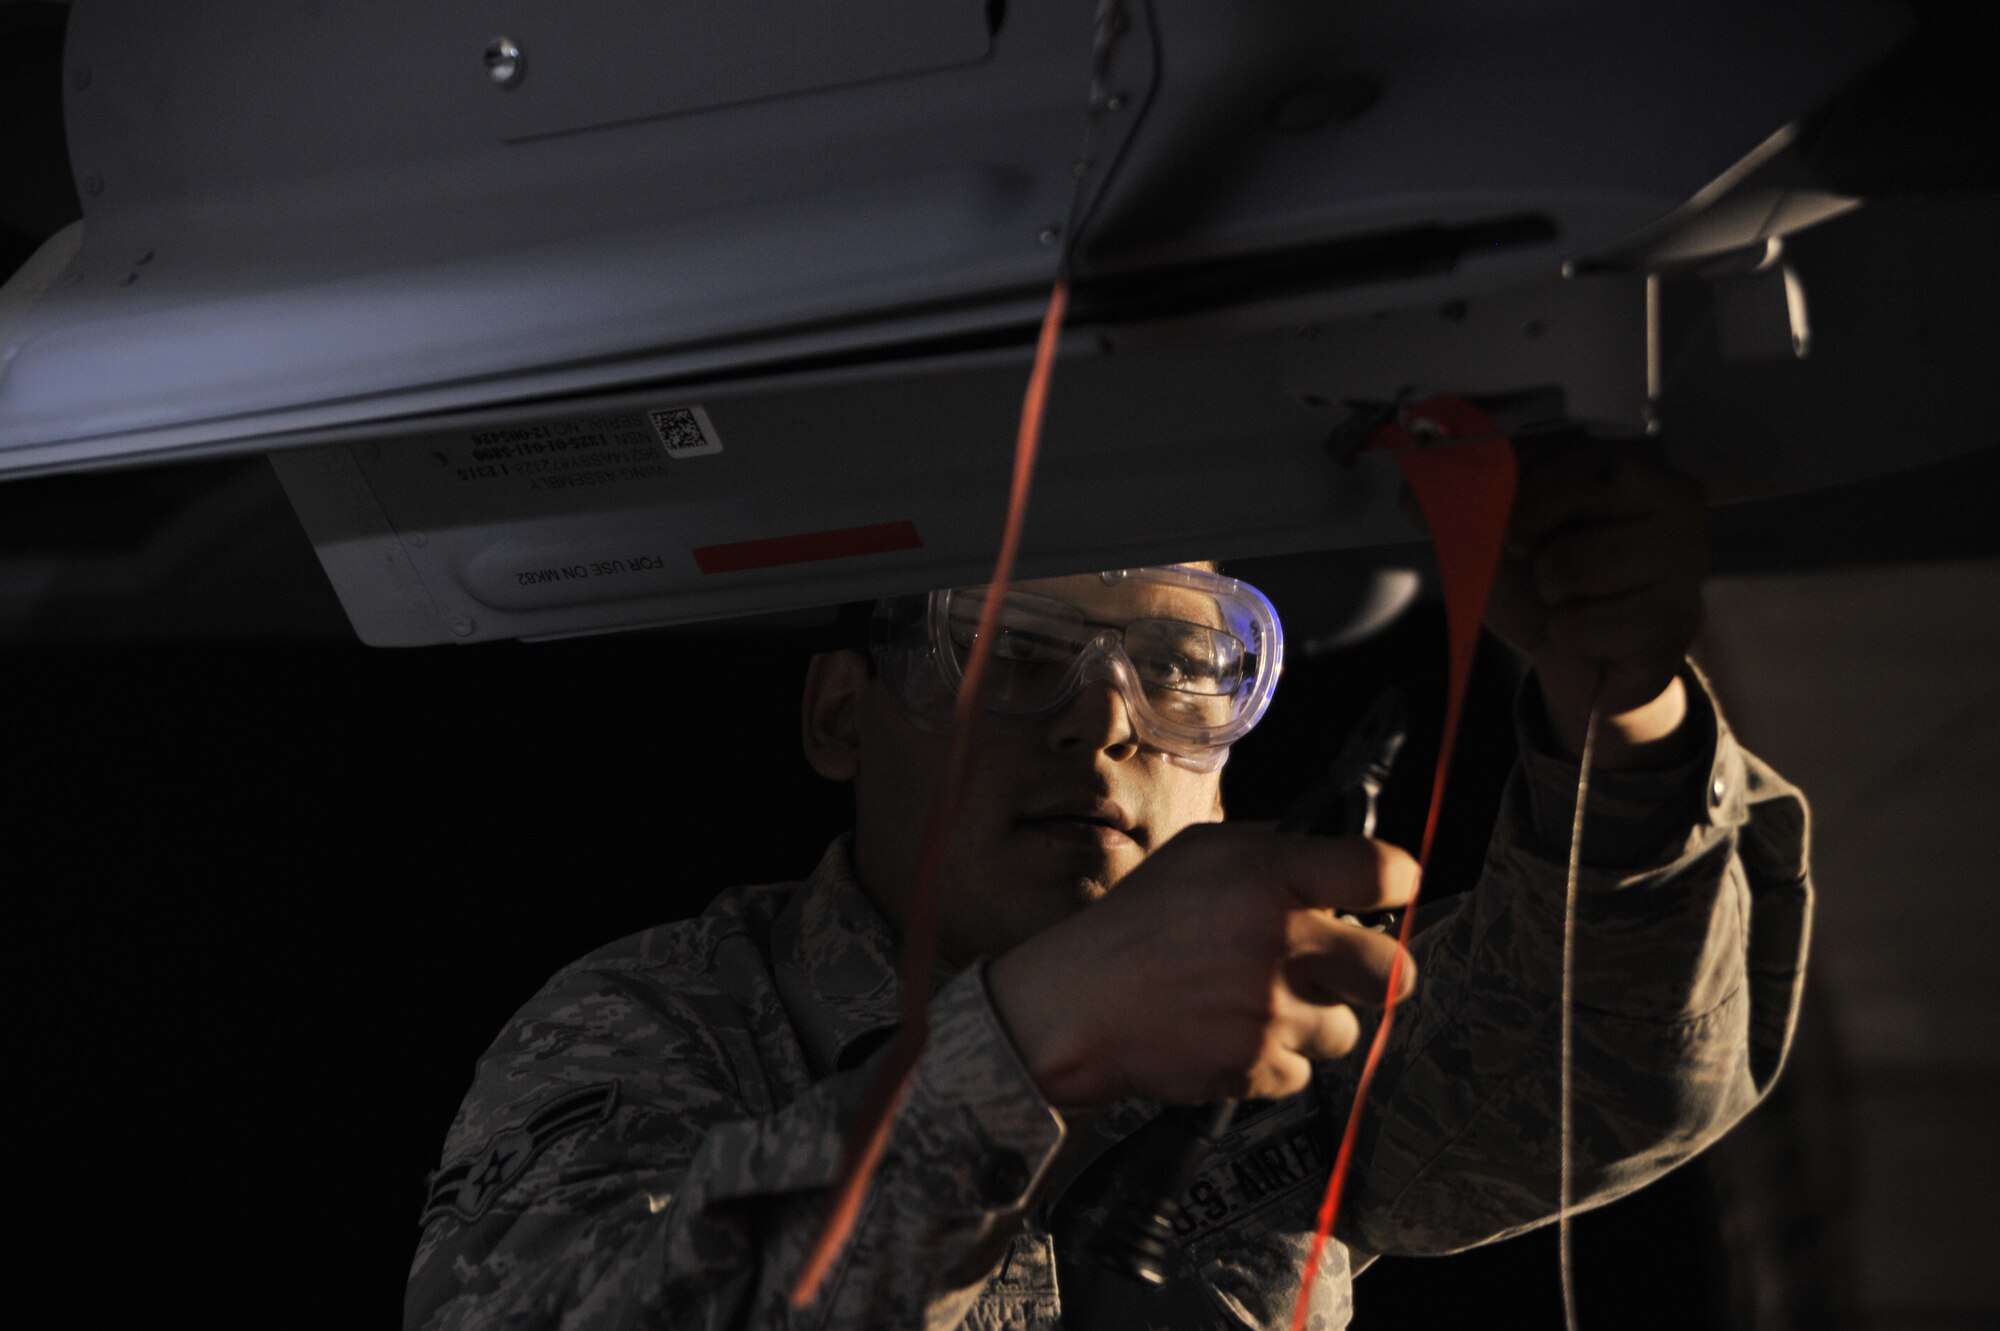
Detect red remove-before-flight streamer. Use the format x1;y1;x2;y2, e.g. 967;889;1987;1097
1289;402;1519;1330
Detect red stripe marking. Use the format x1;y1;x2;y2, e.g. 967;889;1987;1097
692;521;922;574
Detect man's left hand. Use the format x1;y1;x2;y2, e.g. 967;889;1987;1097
1482;439;1706;769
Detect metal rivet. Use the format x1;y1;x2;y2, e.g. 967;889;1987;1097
1037;225;1061;247
1408;417;1443;442
1104;92;1128;111
484;37;524;88
69;66;92;92
449;615;476;638
1711;775;1727;804
82;173;104;197
406;530;428;548
1269;86;1335;134
1268;73;1386;134
1323;71;1384;124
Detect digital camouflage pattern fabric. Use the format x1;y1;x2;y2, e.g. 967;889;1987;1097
407;665;1810;1329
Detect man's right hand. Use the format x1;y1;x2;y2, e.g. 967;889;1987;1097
985;825;1420;1111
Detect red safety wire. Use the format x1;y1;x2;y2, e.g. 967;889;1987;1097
1291;397;1519;1330
781;14;1595;1326
791;279;1071;1307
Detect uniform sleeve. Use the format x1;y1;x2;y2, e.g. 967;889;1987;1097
405;958;1067;1331
1331;660;1812;1257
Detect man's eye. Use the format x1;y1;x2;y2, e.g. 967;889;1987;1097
1140;653;1207;688
992;628;1033;661
992;628;1068;663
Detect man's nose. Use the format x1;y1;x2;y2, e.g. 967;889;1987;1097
1046;662;1140;760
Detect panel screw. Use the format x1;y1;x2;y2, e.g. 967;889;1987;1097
405;530;428;548
484;37;525;88
1037;225;1061;247
1103;92;1128;112
449;615;476;637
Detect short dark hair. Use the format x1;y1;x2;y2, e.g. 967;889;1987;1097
824;561;1224;666
814;598;881;670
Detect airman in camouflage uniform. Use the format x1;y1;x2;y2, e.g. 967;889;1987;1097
408;448;1808;1329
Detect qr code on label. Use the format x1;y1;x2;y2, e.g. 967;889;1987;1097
647;405;722;458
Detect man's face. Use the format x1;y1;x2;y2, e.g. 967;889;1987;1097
811;571;1231;969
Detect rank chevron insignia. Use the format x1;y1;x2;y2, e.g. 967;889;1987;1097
422;1082;619;1226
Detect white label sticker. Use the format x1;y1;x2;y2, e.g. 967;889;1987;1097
437;413;672;494
646;404;723;458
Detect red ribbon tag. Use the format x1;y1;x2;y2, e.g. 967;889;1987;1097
1374;396;1519;864
1291;395;1518;1328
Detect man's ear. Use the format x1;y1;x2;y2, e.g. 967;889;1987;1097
801;650;870;781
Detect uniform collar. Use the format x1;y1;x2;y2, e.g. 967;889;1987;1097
771;835;905;1077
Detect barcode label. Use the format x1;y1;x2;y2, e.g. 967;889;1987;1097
646;405;723;458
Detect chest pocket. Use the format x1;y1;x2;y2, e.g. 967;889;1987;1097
1170;1093;1330;1262
962;1230;1062;1331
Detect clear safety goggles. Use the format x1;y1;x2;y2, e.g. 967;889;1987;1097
871;565;1284;772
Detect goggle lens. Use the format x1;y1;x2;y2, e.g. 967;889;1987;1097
871;564;1284;772
943;591;1253;718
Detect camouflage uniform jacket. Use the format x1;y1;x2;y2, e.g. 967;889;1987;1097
407;667;1811;1330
